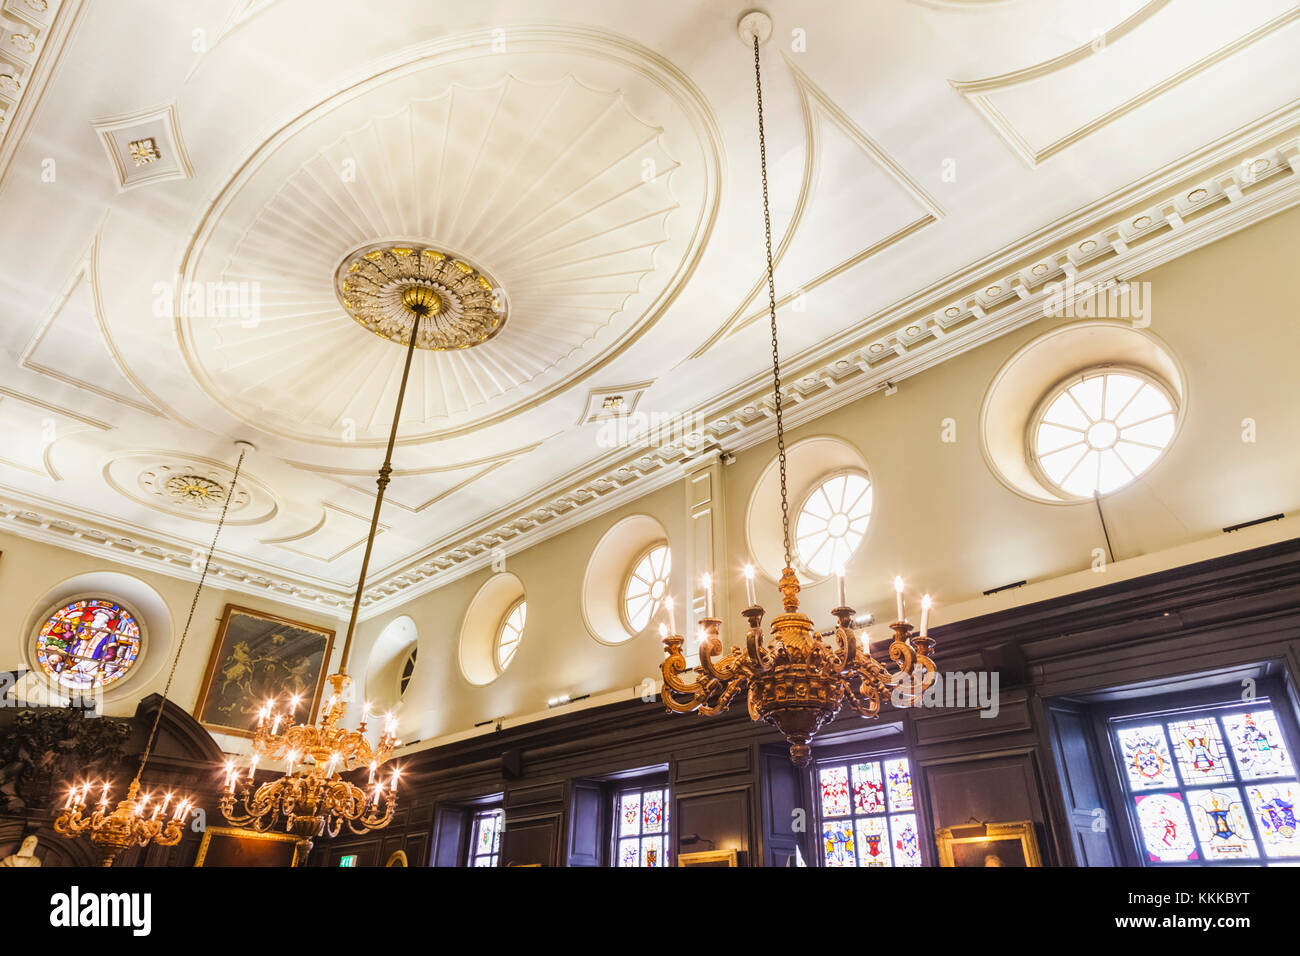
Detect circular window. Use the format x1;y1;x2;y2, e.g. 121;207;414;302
34;598;142;690
622;544;671;634
495;600;526;674
1031;368;1176;498
794;472;873;578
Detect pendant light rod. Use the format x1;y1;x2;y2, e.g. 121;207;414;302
751;32;792;568
338;310;423;673
132;444;248;787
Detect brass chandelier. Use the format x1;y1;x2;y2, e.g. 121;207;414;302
218;292;433;861
55;443;252;865
659;13;937;766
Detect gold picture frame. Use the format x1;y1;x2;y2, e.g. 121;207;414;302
193;604;335;737
677;849;739;867
195;826;301;867
934;821;1042;867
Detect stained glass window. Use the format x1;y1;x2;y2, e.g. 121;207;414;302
495;600;525;674
1111;704;1299;866
615;785;669;867
795;472;872;578
817;754;919;867
623;544;671;634
35;598;142;690
468;808;502;867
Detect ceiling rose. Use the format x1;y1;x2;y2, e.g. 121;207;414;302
335;243;507;351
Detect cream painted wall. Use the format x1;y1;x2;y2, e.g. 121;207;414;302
0;528;344;733
3;206;1298;759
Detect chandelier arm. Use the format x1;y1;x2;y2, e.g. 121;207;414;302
696;678;747;717
697;635;743;683
338;308;424;672
660;636;704;697
752;34;792;566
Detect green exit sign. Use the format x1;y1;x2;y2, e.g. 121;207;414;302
339;855;358;868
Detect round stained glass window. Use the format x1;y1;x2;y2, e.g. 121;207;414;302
622;543;671;634
495;600;525;674
795;472;873;578
35;598;142;690
1031;368;1177;498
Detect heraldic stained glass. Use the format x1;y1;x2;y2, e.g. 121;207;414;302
617;786;668;867
469;809;502;867
1113;706;1299;866
35;598;142;690
818;755;919;867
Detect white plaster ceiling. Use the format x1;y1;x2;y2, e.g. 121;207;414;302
0;0;1297;614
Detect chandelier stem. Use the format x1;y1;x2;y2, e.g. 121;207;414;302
132;446;247;790
752;34;791;567
338;310;423;672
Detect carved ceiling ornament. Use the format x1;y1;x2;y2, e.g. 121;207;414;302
335;243;507;351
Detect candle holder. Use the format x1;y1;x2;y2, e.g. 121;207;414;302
55;779;194;867
661;567;937;766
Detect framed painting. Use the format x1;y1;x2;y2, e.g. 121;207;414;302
677;849;739;867
195;826;300;867
193;604;334;737
935;821;1042;867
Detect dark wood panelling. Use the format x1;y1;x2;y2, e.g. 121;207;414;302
566;780;605;867
675;785;751;865
675;747;751;787
501;813;562;867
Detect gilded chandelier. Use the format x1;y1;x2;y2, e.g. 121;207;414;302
660;14;937;766
218;283;434;858
220;673;398;859
55;443;252;865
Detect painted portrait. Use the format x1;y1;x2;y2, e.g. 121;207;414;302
193;604;334;736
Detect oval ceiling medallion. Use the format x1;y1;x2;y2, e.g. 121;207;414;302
176;35;721;446
335;242;507;350
103;453;278;525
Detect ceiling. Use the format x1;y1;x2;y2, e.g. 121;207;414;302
0;0;1297;615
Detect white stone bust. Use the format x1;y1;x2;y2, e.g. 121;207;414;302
0;835;41;867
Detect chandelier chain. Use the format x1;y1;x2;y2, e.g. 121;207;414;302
132;447;246;787
753;36;792;567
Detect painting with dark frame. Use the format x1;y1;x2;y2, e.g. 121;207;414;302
193;604;334;737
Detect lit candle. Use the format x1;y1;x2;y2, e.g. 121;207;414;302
368;762;377;785
658;623;668;641
920;594;932;637
743;565;757;606
161;792;173;815
390;767;401;792
894;576;905;622
836;566;847;607
248;753;259;783
702;573;714;618
664;596;677;634
287;750;298;775
99;781;110;805
271;713;282;735
64;788;75;810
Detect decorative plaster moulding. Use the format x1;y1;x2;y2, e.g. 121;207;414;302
578;381;657;425
91;101;194;191
0;0;79;186
950;0;1300;167
355;129;1300;619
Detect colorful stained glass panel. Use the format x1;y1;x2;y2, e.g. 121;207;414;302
620;792;641;837
1134;793;1198;862
640;837;663;868
1117;724;1178;790
884;758;913;811
619;839;638;867
1224;711;1294;780
1246;782;1300;858
642;789;664;833
890;813;921;867
851;762;885;815
1168;717;1233;785
855;817;892;866
819;766;850;817
822;820;855;867
1186;788;1258;861
35;598;142;690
